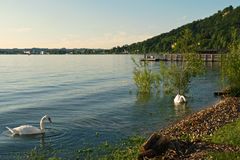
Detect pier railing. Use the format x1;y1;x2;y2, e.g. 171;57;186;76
142;53;224;62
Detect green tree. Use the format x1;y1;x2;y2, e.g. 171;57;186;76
173;28;197;53
132;58;158;94
132;29;205;98
221;28;240;96
160;29;204;95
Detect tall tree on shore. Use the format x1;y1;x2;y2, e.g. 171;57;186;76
221;28;240;96
132;29;205;102
172;28;197;53
160;29;204;96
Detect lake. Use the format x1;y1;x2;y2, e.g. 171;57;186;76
0;55;220;159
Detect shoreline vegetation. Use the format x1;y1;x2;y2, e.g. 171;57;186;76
22;97;240;160
130;6;240;159
138;97;240;159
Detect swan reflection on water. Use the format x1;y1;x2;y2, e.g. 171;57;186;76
173;102;190;117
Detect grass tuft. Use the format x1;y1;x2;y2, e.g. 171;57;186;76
208;152;240;160
205;119;240;146
205;119;240;159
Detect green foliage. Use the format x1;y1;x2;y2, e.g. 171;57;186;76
205;119;240;160
221;28;240;96
18;147;62;160
208;152;240;160
132;57;159;94
76;136;145;160
162;29;205;95
110;6;240;54
18;136;145;160
205;119;240;146
98;136;144;160
173;29;197;53
132;29;205;96
160;53;204;95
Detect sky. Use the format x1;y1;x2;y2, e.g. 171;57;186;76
0;0;239;49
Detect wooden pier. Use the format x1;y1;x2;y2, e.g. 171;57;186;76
141;53;223;62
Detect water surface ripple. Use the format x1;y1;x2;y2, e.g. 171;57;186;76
0;55;220;159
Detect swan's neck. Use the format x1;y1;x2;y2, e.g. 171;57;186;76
180;96;186;102
40;117;45;132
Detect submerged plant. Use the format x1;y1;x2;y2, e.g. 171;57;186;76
76;136;145;160
167;28;205;95
132;57;159;94
17;145;62;160
160;53;204;95
132;29;205;97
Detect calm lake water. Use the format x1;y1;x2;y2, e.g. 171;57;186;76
0;55;220;159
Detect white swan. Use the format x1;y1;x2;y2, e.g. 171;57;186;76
6;115;52;136
174;94;186;105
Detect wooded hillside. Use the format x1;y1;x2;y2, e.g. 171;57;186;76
110;6;240;54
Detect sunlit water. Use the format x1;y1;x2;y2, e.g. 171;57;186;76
0;55;220;159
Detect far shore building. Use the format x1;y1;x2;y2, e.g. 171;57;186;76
23;50;31;55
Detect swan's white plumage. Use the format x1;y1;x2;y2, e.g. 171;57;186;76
174;94;186;105
6;115;52;136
